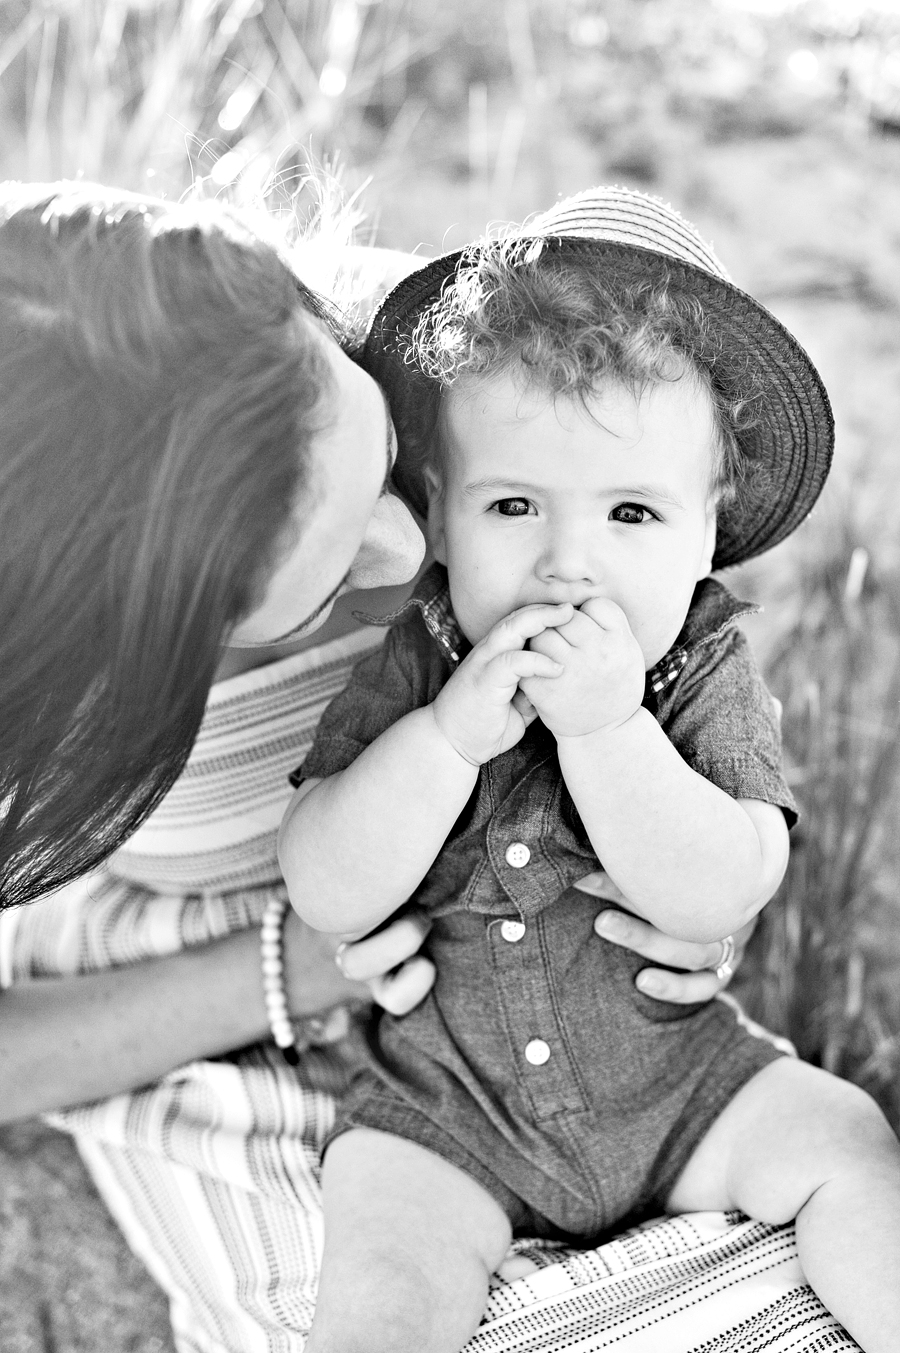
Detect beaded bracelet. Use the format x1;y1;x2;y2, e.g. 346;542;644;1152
260;895;299;1066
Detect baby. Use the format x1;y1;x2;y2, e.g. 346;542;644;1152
278;188;900;1353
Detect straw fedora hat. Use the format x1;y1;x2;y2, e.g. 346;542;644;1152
363;185;834;571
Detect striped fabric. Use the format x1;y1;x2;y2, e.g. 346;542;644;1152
531;185;734;281
0;632;856;1353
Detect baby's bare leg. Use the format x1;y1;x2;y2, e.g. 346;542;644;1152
305;1127;513;1353
668;1058;900;1352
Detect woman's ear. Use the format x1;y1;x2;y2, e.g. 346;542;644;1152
423;464;448;564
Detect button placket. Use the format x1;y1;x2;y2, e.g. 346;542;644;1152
482;753;571;919
487;913;588;1120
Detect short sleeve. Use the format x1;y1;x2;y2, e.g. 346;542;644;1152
295;620;432;783
657;626;798;828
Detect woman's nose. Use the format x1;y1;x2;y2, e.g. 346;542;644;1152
347;491;426;591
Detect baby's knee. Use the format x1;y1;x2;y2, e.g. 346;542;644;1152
314;1244;503;1353
796;1067;900;1181
307;1280;432;1353
724;1061;900;1224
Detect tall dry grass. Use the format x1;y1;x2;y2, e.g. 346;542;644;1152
0;0;436;200
4;0;898;205
739;517;900;1128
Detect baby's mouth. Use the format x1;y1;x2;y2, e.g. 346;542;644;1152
536;593;599;610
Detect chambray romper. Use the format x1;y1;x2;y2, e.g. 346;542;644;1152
299;565;797;1243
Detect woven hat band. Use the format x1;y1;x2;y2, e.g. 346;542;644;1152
529;187;733;285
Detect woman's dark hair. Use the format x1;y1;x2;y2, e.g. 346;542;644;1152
0;182;339;906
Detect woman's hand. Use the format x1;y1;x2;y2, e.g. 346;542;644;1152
575;869;755;1001
593;908;756;1003
283;908;435;1019
338;910;436;1015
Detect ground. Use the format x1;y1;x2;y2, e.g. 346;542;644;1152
0;1120;175;1353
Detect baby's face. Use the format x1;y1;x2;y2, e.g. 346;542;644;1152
428;370;719;670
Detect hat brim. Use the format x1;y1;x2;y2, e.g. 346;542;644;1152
363;238;834;571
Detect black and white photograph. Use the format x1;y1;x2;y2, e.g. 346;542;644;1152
1;1;899;1349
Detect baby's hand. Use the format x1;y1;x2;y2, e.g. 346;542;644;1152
521;597;645;739
431;604;571;764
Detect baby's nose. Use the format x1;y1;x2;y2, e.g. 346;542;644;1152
539;528;600;587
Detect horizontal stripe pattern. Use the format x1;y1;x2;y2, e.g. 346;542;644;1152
530;187;733;280
112;628;386;895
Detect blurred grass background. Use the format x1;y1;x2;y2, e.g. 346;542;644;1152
1;0;899;1122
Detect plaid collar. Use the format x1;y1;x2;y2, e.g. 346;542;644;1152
646;647;689;696
642;577;760;695
353;566;466;667
355;565;758;697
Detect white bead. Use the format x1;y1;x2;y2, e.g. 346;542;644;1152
261;899;295;1054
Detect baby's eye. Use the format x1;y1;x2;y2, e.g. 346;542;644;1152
492;498;533;517
610;502;655;525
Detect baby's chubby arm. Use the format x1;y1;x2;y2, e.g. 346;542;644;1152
278;604;571;937
523;600;789;943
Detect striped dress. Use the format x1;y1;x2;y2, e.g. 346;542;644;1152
0;630;855;1353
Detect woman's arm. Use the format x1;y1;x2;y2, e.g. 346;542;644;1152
0;910;433;1124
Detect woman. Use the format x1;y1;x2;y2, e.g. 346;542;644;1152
0;182;832;1352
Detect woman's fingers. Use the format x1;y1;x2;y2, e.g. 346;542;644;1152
593;910;757;1005
334;909;432;983
282;911;435;1020
335;910;435;1014
368;955;436;1015
593;909;726;972
282;914;371;1015
633;965;732;1004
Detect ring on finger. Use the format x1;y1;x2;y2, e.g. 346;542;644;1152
714;934;735;981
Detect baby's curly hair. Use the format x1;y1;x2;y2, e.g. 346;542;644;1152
397;238;761;511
